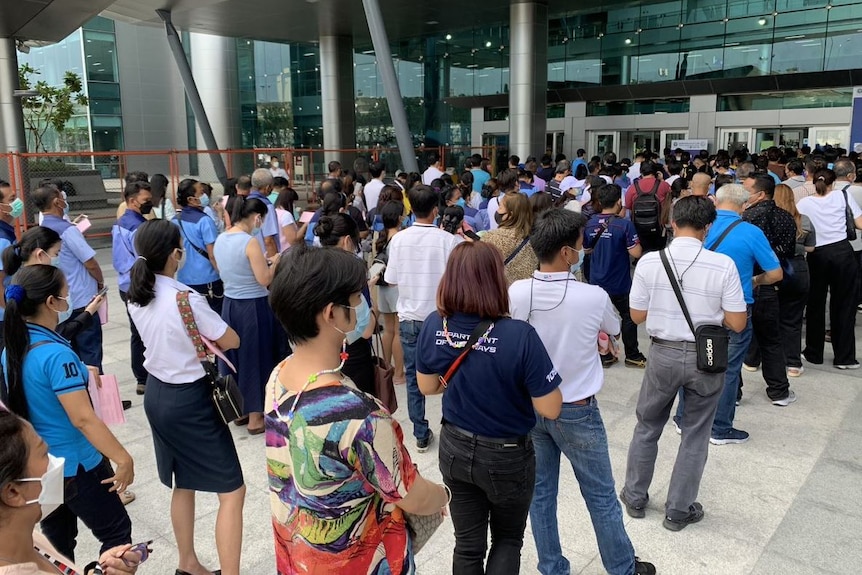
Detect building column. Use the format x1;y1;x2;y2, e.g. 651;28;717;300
509;0;548;161
0;37;27;154
320;35;356;152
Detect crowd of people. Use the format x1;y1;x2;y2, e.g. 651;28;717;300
0;141;859;574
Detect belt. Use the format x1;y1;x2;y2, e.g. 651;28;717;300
443;423;529;447
650;337;697;351
566;395;594;406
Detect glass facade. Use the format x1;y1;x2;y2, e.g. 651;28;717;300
83;17;123;161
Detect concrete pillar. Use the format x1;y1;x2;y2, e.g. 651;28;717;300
0;38;27;154
509;0;548;161
320;35;356;152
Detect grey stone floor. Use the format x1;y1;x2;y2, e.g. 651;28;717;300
71;250;861;574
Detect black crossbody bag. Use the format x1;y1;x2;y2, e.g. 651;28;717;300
659;250;729;373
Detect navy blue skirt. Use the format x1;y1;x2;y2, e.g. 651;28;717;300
143;374;243;493
221;295;286;414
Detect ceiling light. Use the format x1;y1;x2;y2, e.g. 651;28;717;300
426;20;439;25
445;34;452;40
624;38;632;44
485;41;492;47
758;18;767;25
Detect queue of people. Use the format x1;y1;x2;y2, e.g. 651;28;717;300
0;141;859;574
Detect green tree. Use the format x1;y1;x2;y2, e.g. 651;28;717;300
18;63;89;153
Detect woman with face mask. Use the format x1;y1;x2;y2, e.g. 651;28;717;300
1;227;109;377
213;196;281;434
127;220;245;575
0;409;144;575
265;247;449;574
314;214;379;398
0;265;134;564
482;191;539;285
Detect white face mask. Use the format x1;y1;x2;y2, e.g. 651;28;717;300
19;453;65;521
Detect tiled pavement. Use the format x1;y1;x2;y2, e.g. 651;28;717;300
73;249;861;574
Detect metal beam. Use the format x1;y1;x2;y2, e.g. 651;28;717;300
360;0;418;173
155;9;228;185
0;37;27;154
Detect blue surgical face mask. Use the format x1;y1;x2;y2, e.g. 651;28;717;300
268;191;280;205
344;297;371;344
199;194;211;207
55;295;73;324
455;198;466;209
569;248;585;275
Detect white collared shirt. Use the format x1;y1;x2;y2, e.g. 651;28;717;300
509;271;621;402
128;275;229;384
629;237;746;342
383;223;461;322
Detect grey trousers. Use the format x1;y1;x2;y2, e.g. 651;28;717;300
623;341;724;520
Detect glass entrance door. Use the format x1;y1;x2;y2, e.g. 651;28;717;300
546;132;564;159
661;131;689;153
619;130;661;159
809;126;849;150
719;129;753;154
591;132;618;158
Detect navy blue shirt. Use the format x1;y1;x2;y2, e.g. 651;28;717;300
583;214;640;296
416;312;560;437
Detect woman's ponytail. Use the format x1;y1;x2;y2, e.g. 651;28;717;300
813;168;836;197
128;219;183;307
1;244;25;278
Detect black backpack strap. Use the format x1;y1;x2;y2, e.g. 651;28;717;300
659;250;696;337
177;218;210;259
707;220;743;251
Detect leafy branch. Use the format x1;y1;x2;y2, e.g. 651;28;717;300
18;63;89;153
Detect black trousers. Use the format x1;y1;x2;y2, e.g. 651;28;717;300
439;424;534;575
780;257;810;368
609;293;641;359
41;458;132;562
744;286;790;400
804;241;860;365
119;290;148;386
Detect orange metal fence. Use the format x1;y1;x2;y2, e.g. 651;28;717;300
3;145;498;239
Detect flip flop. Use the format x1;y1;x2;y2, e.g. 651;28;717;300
119;490;136;506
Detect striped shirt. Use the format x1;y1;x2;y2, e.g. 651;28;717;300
629;236;746;342
383;223;461;322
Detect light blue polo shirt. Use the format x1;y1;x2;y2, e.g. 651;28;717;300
471;168;490;193
0;220;16;321
41;215;97;310
2;324;101;477
705;209;780;304
111;210;147;292
174;207;220;285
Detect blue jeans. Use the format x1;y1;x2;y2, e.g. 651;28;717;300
675;309;752;436
530;400;635;575
400;320;429;441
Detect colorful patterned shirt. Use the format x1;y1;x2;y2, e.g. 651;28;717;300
265;362;417;574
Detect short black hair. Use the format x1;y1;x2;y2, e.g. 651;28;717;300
530;209;587;264
273;176;289;188
596;183;622;209
32;185;61;211
640;160;658;177
328;160;342;173
124;181;151;202
672;196;717;231
369;161;386;178
785;158;804;176
541;154;552;166
269;246;366;344
427;152;440;165
177;178;198;207
497;168;519;192
407;184;439;218
124;171;148;184
748;173;776;197
509;154;520;166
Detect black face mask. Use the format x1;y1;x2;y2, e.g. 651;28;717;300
494;211;505;225
139;201;154;215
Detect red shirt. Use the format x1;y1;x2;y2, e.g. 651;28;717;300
624;176;671;211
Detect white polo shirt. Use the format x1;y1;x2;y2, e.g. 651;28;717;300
509;271;620;402
629;237;746;342
364;178;386;213
797;186;862;248
422;166;445;185
128;275;229;384
383;223;461;322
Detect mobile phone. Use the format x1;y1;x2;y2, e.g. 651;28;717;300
299;210;315;224
97;286;109;298
369;262;385;279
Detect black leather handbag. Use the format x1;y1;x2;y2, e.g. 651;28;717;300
177;291;244;424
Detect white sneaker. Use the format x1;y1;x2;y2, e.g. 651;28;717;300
787;366;804;377
742;363;759;372
772;390;797;407
835;362;861;370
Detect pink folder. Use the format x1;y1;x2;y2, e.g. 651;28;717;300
75;216;91;234
88;373;125;425
97;298;108;325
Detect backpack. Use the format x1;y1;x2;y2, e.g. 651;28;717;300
631;179;662;237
